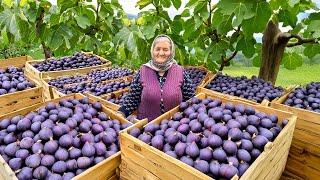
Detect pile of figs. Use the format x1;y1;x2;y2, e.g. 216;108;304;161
184;67;207;87
284;82;320;113
205;74;284;103
33;52;107;72
129;97;288;179
0;97;131;179
0;66;35;95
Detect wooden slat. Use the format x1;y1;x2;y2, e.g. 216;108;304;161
74;152;121;180
0;93;132;179
24;52;111;84
270;86;320;180
0;156;17;180
0;87;43;116
120;91;297;180
120;154;161;180
284;156;320;180
287;145;320;171
0;55;32;69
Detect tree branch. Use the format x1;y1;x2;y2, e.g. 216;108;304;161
207;0;212;27
35;8;52;59
287;34;317;47
95;3;100;23
219;50;238;71
225;50;238;63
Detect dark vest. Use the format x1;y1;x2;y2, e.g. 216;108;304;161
138;64;183;121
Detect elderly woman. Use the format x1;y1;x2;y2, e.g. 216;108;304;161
118;34;195;121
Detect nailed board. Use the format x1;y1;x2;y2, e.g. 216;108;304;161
0;93;132;180
0;56;32;68
24;52;112;85
0;87;43;116
271;87;320;179
0;56;43;115
199;74;294;106
120;90;297;180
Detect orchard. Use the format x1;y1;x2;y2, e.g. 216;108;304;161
0;0;320;180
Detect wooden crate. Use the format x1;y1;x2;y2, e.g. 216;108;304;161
0;87;43;116
0;55;33;68
120;90;297;180
0;93;132;180
24;52;111;85
184;66;214;88
86;88;130;111
45;75;133;100
198;74;294;106
85;89;141;124
0;56;44;115
270;87;320;179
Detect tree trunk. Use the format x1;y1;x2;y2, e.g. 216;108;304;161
36;9;52;59
41;42;52;59
258;20;290;85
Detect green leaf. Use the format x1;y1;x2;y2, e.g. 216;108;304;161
217;13;233;34
0;9;23;40
269;0;288;10
181;8;190;17
236;36;255;58
291;23;303;34
211;9;224;29
288;0;299;7
75;14;91;29
183;18;195;40
282;52;303;70
136;0;151;9
278;9;297;27
175;47;185;65
185;0;198;7
242;1;271;36
3;0;13;8
207;58;219;72
194;1;206;13
252;55;261;67
308;12;320;21
303;44;320;58
306;20;320;38
46;24;74;50
218;0;254;27
141;25;157;39
233;3;254;27
127;32;136;52
172;16;183;34
114;27;143;53
172;0;181;10
204;41;228;63
160;0;171;8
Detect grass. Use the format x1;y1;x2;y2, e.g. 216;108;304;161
223;64;320;87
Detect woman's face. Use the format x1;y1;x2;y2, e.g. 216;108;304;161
152;41;171;63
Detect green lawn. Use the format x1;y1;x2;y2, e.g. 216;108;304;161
223;64;320;87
